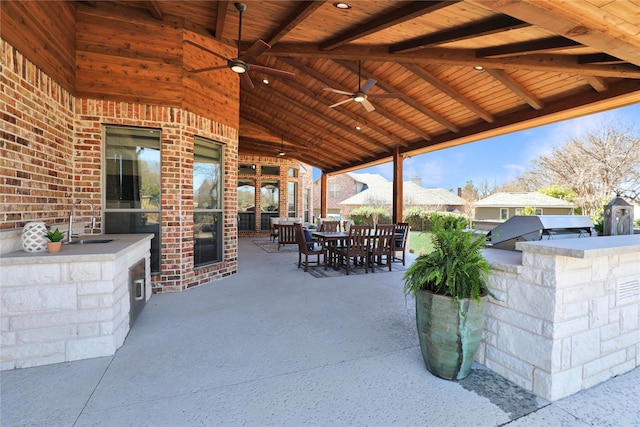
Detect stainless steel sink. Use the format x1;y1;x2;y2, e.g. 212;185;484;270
67;239;115;245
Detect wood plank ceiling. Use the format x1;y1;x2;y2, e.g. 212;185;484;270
84;0;640;174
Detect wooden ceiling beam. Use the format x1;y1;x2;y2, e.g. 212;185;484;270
471;0;640;68
265;1;326;46
579;54;626;65
263;45;640;79
390;15;529;53
485;68;544;110
402;63;494;123
144;1;163;20
240;109;347;168
272;76;409;147
583;75;608;93
280;57;433;142
476;36;581;59
242;93;372;160
320;1;456;51
336;60;460;133
215;1;230;40
240;136;330;166
252;83;389;152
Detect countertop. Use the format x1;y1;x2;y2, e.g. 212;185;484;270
516;234;640;258
0;234;154;265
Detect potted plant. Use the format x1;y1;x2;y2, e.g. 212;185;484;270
45;228;65;253
403;214;493;380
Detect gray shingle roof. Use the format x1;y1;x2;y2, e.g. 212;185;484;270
472;192;578;208
340;181;467;207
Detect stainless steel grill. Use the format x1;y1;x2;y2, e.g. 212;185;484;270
487;215;597;251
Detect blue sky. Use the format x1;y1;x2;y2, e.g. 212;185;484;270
313;103;639;191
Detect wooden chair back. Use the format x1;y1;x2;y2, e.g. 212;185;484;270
319;220;340;232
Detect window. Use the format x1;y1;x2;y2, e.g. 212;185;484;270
261;165;280;175
288;181;297;217
193;137;223;266
238;179;256;231
500;208;508;220
304;188;310;223
238;164;256;175
104;126;161;273
261;181;279;230
288;167;298;177
329;183;340;198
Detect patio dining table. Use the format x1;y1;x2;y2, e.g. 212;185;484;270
311;229;400;271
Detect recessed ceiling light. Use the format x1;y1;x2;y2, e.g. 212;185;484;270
262;79;269;85
473;66;485;72
333;2;352;9
355;126;362;131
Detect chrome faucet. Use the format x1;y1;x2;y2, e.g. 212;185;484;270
68;199;96;243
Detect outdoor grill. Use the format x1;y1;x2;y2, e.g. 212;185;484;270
487;215;597;251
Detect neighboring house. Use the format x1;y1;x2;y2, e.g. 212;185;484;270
339;181;467;218
312;172;387;220
473;192;578;230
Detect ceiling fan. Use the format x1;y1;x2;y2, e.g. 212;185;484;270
323;61;401;112
185;2;294;90
277;136;301;157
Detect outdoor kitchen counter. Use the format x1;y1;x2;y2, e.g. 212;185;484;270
0;234;153;370
516;233;640;258
0;233;153;265
477;233;640;402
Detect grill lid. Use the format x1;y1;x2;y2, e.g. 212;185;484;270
487;215;596;251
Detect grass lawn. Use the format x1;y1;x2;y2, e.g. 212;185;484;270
408;230;434;256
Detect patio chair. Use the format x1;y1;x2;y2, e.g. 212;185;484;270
334;225;371;275
393;222;410;265
294;223;326;272
278;223;297;250
368;224;395;272
318;220;340;232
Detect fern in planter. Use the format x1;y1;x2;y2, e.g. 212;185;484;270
402;215;495;380
403;215;493;304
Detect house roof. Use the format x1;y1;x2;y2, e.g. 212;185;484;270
340;181;466;207
6;1;637;175
472;192;578;208
345;172;388;187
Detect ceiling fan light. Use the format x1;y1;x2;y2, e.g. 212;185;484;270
353;93;366;102
229;59;248;74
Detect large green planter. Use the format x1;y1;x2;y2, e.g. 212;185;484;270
415;290;487;380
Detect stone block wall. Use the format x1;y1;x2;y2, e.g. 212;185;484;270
479;247;640;400
0;237;151;370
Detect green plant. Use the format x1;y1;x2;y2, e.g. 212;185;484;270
403;215;492;304
45;228;65;242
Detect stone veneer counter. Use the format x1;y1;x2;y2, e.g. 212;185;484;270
0;234;153;370
478;235;640;401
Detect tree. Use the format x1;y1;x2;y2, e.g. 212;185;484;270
529;124;640;216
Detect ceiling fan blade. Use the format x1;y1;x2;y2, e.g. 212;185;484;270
361;78;377;93
240;39;271;63
184;39;231;62
323;88;354;96
328;98;354;108
190;65;228;73
361;99;376;112
240;72;255;90
367;93;403;99
250;64;295;80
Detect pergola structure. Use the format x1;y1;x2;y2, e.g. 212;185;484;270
3;1;640;220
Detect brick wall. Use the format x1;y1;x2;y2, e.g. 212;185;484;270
1;39;239;292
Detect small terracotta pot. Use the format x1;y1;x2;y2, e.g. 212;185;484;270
47;241;62;254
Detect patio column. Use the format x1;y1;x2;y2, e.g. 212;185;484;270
320;173;327;218
392;147;403;223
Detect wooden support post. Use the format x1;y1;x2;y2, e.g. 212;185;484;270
392;147;403;223
320;173;327;219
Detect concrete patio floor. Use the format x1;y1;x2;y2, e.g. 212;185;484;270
2;237;639;426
